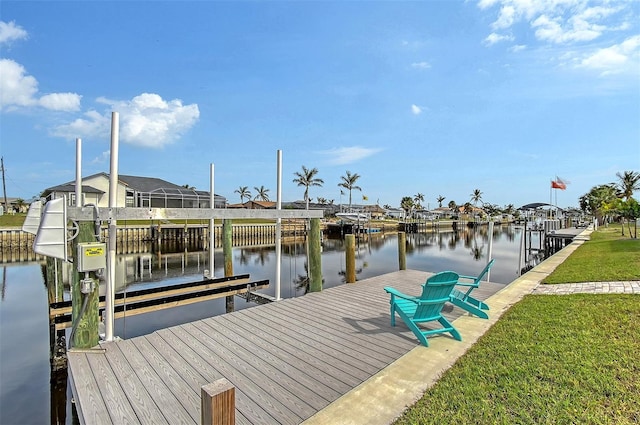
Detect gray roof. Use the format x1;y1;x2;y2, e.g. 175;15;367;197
44;173;225;200
119;174;186;193
42;184;104;195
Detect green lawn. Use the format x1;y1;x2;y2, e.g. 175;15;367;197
394;295;640;425
544;224;640;283
394;224;640;425
0;213;26;227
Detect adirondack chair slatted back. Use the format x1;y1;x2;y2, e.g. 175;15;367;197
471;259;495;286
415;271;460;321
449;259;495;319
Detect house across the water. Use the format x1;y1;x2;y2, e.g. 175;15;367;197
41;173;227;208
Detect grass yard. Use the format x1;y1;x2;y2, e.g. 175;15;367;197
394;295;640;425
544;224;640;283
0;213;26;227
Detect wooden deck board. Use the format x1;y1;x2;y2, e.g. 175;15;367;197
116;339;194;424
179;322;306;424
272;300;410;359
102;341;169;425
132;336;202;423
216;314;357;392
85;351;141;424
191;319;332;410
222;309;367;386
198;318;341;404
68;269;506;424
68;354;113;425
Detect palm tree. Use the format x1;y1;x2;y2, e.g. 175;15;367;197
579;183;619;224
293;166;324;209
338;171;362;211
234;186;251;203
253;186;270;201
470;189;483;206
448;200;458;216
400;196;414;218
463;202;473;214
616;171;640;200
436;195;445;208
383;204;392;210
15;198;26;213
413;193;425;210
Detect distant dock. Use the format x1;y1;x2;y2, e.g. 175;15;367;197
68;269;504;424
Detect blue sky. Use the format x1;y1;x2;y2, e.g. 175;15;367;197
1;0;638;209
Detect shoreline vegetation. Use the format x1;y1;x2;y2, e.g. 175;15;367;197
394;223;640;425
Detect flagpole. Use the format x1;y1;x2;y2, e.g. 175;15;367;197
549;180;553;218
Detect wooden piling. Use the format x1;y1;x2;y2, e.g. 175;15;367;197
70;222;100;349
398;231;406;270
201;379;235;425
345;234;356;283
308;218;322;292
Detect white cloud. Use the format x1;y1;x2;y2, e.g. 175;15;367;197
0;59;37;109
0;59;81;111
52;110;111;139
577;35;640;75
532;14;602;43
54;93;200;148
39;93;82;111
91;150;111;164
484;32;514;46
411;104;422;115
478;0;632;45
0;21;28;45
317;146;383;165
510;44;527;52
492;5;516;30
411;61;431;69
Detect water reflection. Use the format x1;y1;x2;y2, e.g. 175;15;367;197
1;224;540;425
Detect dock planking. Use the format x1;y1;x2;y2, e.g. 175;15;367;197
68;269;504;424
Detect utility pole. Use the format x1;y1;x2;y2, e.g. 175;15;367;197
1;157;8;212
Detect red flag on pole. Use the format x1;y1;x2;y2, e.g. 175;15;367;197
551;180;566;190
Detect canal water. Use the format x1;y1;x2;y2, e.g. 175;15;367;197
0;225;538;424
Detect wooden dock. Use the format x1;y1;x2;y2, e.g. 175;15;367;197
68;269;504;425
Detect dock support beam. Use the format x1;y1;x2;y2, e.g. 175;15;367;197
201;379;235;425
308;218;322;292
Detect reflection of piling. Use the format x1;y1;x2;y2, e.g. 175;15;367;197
345;234;356;283
50;368;68;424
398;231;406;270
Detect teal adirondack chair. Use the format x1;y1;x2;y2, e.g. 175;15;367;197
449;259;495;319
384;271;462;347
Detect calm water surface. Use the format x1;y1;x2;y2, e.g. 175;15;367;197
0;225;538;424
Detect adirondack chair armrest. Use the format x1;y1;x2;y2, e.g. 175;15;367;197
456;275;478;286
384;287;417;302
458;274;476;281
